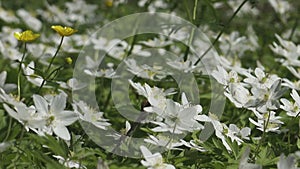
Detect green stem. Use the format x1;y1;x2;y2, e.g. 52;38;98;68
294;111;300;118
183;27;195;62
126;34;137;58
37;36;64;93
194;0;248;66
111;108;149;154
289;18;298;40
17;43;27;100
19;127;25;140
125;21;139;59
102;89;111;112
183;0;198;61
3;116;12;142
165;123;177;161
253;111;271;160
184;1;192;22
46;36;64;73
37;66;63;93
193;0;198;21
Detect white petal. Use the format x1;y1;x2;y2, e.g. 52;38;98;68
3;104;19;120
280;98;293;111
181;92;189;105
194;115;211;122
125;121;131;133
164;164;176;169
291;89;300;105
254;68;265;80
53;125;71;140
55;111;78;126
240;127;251;139
51;93;67;114
146;153;163;166
140;145;152;157
180;107;198;118
229;124;239;133
33;94;48;115
23;61;35;76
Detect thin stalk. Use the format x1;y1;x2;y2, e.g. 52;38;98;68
3;116;12;142
184;1;192;22
253;111;271;160
166;123;177;155
37;36;64;93
17;43;27;101
183;0;198;61
289;18;298;40
124;19;139;59
126;33;137;58
37;66;63;93
194;0;248;66
102;89;111;112
193;0;198;21
111;111;149;154
46;36;64;73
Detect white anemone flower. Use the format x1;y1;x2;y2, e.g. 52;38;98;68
58;78;87;91
33;93;78;140
180;139;205;152
212;65;239;86
195;113;231;151
249;109;283;133
0;71;16;92
215;55;252;77
144;135;183;150
149;93;203;134
244;67;280;89
224;83;253;108
3;103;46;132
140;145;175;169
73;101;111;130
280;89;300;117
281;78;300;90
129;80;175;113
125;59;168;80
53;155;86;169
224;124;251;145
140;36;172;48
270;34;300;67
250;79;287;111
22;61;44;87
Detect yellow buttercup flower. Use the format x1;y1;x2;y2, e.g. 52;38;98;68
51;25;77;36
14;30;40;42
105;0;113;7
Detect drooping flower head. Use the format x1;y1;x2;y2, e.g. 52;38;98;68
14;30;40;42
51;25;77;36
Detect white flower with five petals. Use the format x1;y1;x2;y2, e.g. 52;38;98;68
280;89;300;117
140;145;175;169
33;93;78;140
